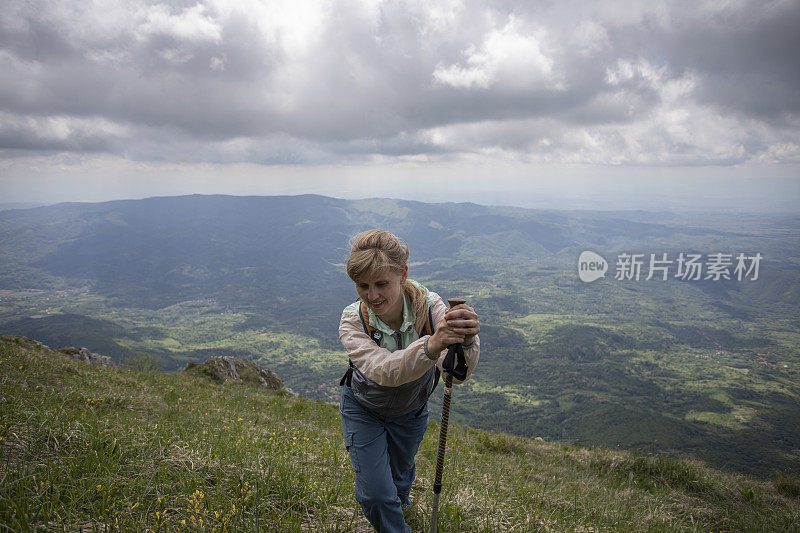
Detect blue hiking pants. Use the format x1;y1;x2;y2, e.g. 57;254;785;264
339;385;429;533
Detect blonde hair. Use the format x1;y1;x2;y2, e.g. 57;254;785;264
346;229;428;332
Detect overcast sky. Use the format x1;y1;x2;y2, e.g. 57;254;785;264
1;0;798;211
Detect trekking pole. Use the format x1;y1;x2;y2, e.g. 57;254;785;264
430;297;469;533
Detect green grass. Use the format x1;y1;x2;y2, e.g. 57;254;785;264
2;335;799;532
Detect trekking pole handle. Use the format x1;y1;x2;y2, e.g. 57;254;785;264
446;297;466;356
443;297;466;383
447;297;466;308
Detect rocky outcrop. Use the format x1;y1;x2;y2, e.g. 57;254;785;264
0;335;51;351
0;335;116;367
58;346;116;367
185;356;295;395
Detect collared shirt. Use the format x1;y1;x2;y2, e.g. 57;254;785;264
362;290;426;351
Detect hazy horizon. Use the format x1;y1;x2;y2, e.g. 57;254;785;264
2;171;799;215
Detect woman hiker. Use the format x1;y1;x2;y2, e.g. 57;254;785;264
338;229;480;532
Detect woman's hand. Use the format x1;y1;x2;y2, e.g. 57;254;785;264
428;303;480;354
428;318;464;355
445;303;480;346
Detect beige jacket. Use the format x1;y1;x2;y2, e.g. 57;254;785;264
339;289;480;387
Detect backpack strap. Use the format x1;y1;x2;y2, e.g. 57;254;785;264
422;303;441;393
420;304;435;337
358;300;383;345
339;359;356;387
340;300;382;387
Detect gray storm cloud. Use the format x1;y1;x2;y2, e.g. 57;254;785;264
1;0;798;165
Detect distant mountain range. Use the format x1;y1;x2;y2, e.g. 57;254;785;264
0;202;52;211
1;194;798;478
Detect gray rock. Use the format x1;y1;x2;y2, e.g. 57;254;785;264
185;356;291;393
58;346;115;367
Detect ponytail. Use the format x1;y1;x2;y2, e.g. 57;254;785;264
402;279;429;333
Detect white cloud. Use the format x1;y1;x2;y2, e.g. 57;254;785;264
757;141;800;163
0;111;130;152
605;58;664;87
433;16;558;90
570;19;610;57
136;3;222;43
209;55;226;71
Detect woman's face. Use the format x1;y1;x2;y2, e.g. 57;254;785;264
354;267;407;322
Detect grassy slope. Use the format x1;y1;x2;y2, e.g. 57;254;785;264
1;336;799;532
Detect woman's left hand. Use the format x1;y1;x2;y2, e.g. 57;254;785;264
444;303;480;346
